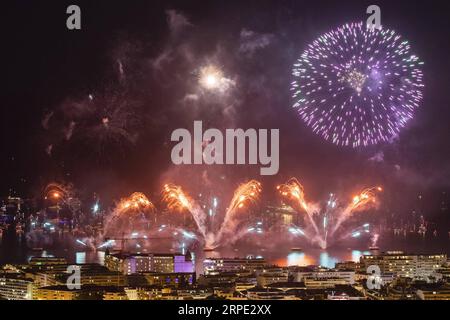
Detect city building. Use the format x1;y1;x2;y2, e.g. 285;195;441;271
203;257;267;275
290;266;355;287
0;274;33;300
143;272;195;287
246;287;299;300
256;267;289;287
360;252;447;282
104;251;194;275
34;285;128;300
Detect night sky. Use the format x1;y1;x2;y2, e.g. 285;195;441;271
2;0;450;219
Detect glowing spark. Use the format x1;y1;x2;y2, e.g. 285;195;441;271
292;22;424;148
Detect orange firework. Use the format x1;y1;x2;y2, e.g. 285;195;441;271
277;178;309;212
349;186;381;212
162;184;193;212
117;192;155;214
213;180;262;246
162;184;208;238
330;186;382;237
228;180;262;212
44;183;70;201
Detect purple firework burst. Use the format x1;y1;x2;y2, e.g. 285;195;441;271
292;22;424;147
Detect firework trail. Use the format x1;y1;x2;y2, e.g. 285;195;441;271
43;182;81;213
336;223;371;242
103;192;155;237
292;22;424;147
86;92;139;148
277;178;321;236
370;233;380;247
162;180;261;249
214;180;262;247
162;184;208;239
279;178;382;249
329;186;381;237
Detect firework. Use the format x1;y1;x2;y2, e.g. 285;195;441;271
43;182;81;213
225;180;261;213
278;178;382;249
86;92;139;148
330;186;381;236
214;180;262;245
102;192;155;238
292;22;424;147
277;178;321;236
162;184;208;238
162;180;261;249
44;89;140;157
117;192;155;214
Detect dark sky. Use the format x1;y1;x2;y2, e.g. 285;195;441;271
2;0;450;217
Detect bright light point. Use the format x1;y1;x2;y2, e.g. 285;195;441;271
182;231;196;239
198;65;234;92
76;239;87;246
205;75;218;87
352;232;361;238
199;66;223;90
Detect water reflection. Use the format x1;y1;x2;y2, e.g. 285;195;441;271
18;247;376;270
287;252;311;266
351;250;370;262
76;252;86;264
319;252;339;268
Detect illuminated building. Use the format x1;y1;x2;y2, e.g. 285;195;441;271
335;261;364;272
360;252;447;282
153;254;176;273
235;283;257;292
104;253;153;275
256;267;289;287
203;257;267;275
143;272;195;287
325;285;366;300
34;285;128;300
29;257;67;266
34;286;77;300
25;264;120;295
0;274;33;300
58;270;125;287
104;252;194;275
197;273;238;287
290;266;356;286
303;277;350;289
246;287;299;300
